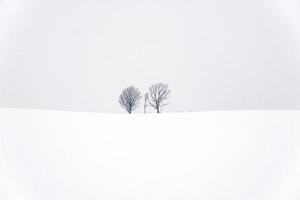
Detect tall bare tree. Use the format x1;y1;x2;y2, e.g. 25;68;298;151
148;83;171;113
119;86;142;114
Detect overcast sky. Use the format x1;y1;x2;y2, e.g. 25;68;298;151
0;0;299;113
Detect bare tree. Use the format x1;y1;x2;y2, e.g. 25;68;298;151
119;86;142;114
143;93;149;113
148;83;171;113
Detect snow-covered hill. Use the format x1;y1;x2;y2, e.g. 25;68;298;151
0;108;299;200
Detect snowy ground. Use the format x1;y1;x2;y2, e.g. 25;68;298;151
0;108;299;200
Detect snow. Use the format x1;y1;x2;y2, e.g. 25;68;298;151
0;108;300;200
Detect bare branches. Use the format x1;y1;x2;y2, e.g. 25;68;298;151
118;83;170;114
148;83;171;113
119;86;142;114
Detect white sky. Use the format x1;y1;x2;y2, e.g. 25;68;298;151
0;0;299;113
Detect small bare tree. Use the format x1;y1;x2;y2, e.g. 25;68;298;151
143;93;149;113
119;86;142;114
148;83;171;113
